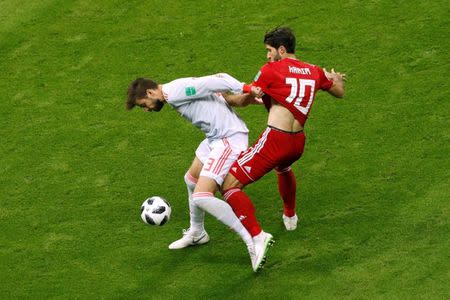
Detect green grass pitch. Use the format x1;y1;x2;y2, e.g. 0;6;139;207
1;0;449;298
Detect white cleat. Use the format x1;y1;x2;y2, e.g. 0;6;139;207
252;231;275;272
283;214;298;231
168;228;210;250
247;243;256;269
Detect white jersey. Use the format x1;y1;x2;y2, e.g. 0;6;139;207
162;73;249;139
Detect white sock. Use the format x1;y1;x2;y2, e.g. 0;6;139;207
253;231;265;241
184;173;204;233
192;192;253;247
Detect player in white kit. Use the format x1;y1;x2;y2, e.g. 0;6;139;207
126;73;266;271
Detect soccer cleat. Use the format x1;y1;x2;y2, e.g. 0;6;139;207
282;214;298;231
252;231;275;272
168;228;210;250
247;243;256;269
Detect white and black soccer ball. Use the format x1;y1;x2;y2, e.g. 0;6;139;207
140;196;171;226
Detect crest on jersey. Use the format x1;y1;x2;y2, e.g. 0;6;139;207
185;86;196;96
254;71;261;82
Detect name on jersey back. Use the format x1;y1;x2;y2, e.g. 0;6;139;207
289;66;311;75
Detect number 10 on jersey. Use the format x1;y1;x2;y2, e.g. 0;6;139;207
285;78;316;115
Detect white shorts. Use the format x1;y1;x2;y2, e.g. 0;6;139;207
195;133;248;186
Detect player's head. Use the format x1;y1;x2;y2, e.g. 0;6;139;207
126;78;165;112
263;27;296;62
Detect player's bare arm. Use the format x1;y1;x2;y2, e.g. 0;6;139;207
222;86;264;107
324;68;346;98
222;93;253;107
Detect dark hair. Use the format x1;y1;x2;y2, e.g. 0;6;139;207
126;78;158;110
264;27;296;53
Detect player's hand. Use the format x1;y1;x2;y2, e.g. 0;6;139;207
250;86;264;98
324;68;346;82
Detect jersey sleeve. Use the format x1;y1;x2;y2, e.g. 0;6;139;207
163;73;245;105
317;66;334;90
192;73;245;96
252;64;271;91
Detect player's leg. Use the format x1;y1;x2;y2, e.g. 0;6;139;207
275;165;298;231
171;136;254;256
185;157;204;233
275;130;306;231
191;176;253;249
192;135;261;269
222;128;278;271
222;167;275;272
222;128;276;237
190;136;253;246
169;140;210;250
222;174;261;236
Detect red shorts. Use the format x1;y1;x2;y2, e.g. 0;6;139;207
229;126;305;185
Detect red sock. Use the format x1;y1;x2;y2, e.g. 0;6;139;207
277;167;297;217
222;188;262;237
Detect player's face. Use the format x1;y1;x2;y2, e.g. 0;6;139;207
135;97;164;112
265;44;282;62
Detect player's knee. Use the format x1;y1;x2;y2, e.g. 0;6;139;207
184;172;198;186
275;166;292;174
191;192;214;206
193;176;219;195
221;187;239;202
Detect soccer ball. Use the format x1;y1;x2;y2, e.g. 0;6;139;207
140;196;171;226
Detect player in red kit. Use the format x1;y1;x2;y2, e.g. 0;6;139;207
221;27;346;271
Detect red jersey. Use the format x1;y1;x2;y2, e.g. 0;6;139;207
253;58;333;126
